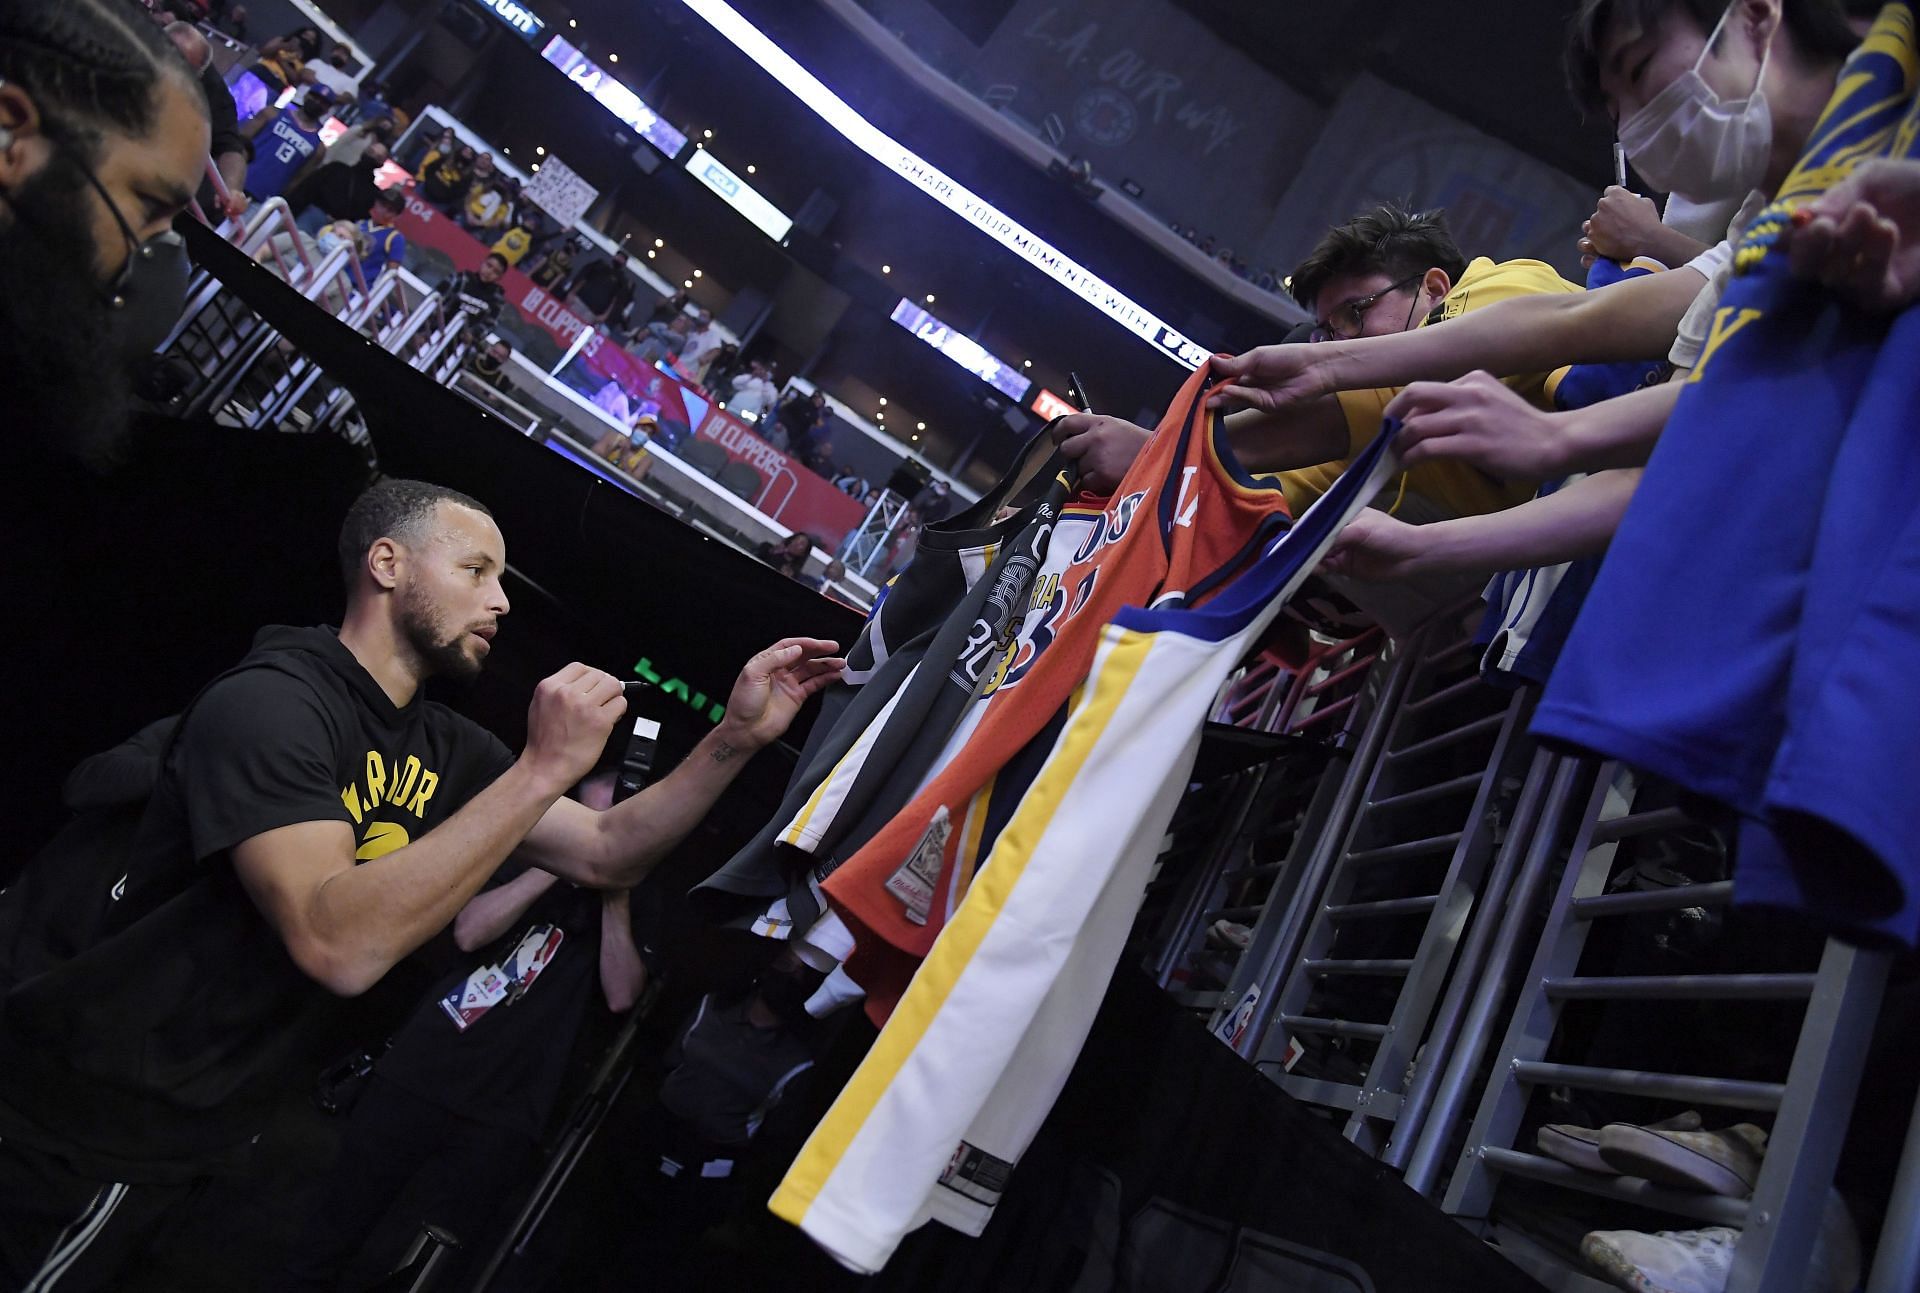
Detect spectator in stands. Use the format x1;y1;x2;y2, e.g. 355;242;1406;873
702;341;742;393
462;335;515;393
349;80;393;127
286;138;390;234
728;359;779;423
323;114;394;167
0;0;211;470
307;44;357;99
909;478;953;522
219;3;249;41
418;125;458;173
648;285;691;328
776;390;833;469
438;251;509;328
241;84;332;201
564;249;636;331
831;467;871;502
756;532;816;579
420;142;474;214
458;165;509;239
528;233;577;289
681;307;723;382
253;25;322;98
1215;0;1862;582
593;410;655;471
802;558;848;593
355;187;407;280
1057;202;1581;524
631;312;693;367
491;203;543;267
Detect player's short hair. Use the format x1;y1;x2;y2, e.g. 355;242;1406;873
338;478;492;586
483;251;509;270
372;187;404;212
1564;0;1858;114
0;0;207;163
1289;203;1467;315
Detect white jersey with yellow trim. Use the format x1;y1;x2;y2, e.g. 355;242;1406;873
769;421;1406;1273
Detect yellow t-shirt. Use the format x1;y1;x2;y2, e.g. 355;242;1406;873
492;226;533;264
1279;257;1581;518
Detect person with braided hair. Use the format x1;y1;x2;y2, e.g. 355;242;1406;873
0;3;206;1282
0;0;208;470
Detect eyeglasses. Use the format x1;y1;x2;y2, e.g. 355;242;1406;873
1310;272;1426;343
61;146;156;311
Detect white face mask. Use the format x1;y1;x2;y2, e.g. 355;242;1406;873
1617;2;1774;202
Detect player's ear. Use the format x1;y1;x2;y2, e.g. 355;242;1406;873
1420;267;1453;303
366;537;403;591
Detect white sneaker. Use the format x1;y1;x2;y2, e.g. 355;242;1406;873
1583;1193;1861;1293
1207;919;1252;951
1597;1122;1767;1198
1537;1111;1703;1175
1581;1225;1736;1293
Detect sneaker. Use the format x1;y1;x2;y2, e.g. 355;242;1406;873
1583;1193;1860;1293
1207;919;1252;951
1581;1225;1736;1293
1598;1122;1767;1198
1537;1111;1703;1175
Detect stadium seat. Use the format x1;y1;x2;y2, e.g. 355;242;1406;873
718;461;763;501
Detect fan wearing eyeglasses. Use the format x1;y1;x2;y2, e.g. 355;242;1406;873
1054;203;1581;526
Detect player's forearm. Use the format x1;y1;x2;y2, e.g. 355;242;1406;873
1551;381;1683;475
598;890;647;1013
587;724;760;886
453;865;560;952
308;761;566;994
1223;398;1350;474
1408;469;1640;576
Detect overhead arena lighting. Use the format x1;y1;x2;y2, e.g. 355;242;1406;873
540;35;689;158
891;298;1032;403
677;0;1208;371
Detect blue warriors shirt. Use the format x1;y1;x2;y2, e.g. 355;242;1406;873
1537;3;1920;947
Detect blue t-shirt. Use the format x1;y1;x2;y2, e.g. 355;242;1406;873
244;111;322;199
354;222;405;280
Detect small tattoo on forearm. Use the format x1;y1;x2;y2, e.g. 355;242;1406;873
711;741;738;764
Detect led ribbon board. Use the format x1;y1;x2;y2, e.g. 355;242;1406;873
471;0;545;41
891;299;1031;402
678;0;1208;371
540;35;690;157
685;150;794;240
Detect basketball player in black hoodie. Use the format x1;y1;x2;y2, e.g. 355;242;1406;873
0;479;842;1290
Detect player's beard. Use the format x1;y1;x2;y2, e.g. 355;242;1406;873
397;580;487;684
0;160;133;471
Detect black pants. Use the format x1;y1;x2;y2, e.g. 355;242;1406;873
0;1138;197;1293
282;1076;536;1293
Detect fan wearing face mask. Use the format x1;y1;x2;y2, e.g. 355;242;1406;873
1179;0;1861;588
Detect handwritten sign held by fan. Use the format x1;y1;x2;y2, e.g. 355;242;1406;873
521;156;599;229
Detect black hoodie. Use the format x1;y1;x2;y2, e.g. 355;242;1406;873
0;626;513;1183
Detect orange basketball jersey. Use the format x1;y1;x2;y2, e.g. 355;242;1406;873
821;362;1292;1021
